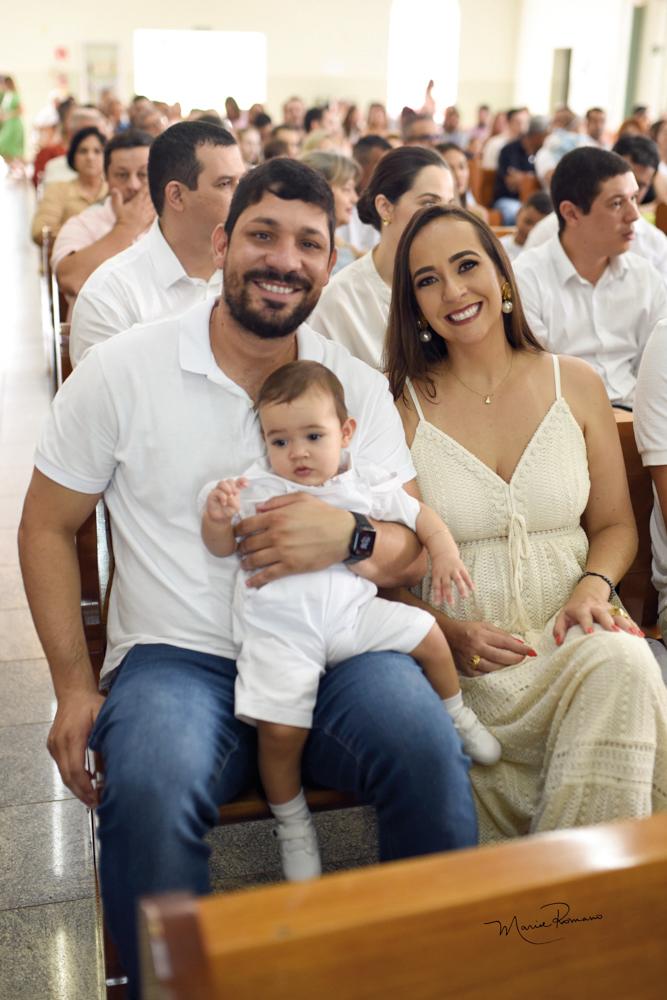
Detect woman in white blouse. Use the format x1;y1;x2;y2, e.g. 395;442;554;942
309;146;454;367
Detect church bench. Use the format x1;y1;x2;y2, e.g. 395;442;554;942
138;813;667;1000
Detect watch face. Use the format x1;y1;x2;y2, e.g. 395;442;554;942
355;528;375;555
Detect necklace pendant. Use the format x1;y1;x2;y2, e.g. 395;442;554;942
483;395;492;405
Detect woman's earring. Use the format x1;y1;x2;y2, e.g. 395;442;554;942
501;281;513;314
417;316;432;343
382;217;390;227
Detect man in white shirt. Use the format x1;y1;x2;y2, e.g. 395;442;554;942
53;129;155;296
514;146;667;408
634;318;667;654
523;136;667;284
69;121;246;365
18;158;477;998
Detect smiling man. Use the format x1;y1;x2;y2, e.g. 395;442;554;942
514;146;667;408
69;121;246;365
19;158;477;998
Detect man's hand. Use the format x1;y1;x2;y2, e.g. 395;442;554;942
206;478;247;523
111;187;156;238
235;492;354;588
47;690;106;808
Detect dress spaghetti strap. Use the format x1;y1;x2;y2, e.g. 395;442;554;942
551;354;562;400
405;378;426;422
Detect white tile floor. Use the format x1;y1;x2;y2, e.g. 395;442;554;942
0;177;105;999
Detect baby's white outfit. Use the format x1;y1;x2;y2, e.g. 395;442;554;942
200;456;434;728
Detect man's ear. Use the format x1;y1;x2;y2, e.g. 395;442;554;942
211;223;229;268
163;179;186;213
341;416;357;447
325;245;338;282
558;199;580;228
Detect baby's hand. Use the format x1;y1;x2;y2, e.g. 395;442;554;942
430;551;474;606
205;478;248;522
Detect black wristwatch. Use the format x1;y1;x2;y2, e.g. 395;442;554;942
344;511;376;564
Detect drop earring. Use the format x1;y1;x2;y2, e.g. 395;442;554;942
501;281;513;314
417;316;432;342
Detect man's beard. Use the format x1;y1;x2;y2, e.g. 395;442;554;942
223;267;319;339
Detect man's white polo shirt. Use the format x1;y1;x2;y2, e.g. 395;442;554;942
35;299;415;684
634;318;667;624
523;210;667;286
69;219;221;366
514;235;667;407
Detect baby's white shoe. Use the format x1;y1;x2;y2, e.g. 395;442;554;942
451;705;501;765
273;818;322;881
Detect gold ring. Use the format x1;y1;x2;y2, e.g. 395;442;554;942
470;654;481;668
610;606;629;618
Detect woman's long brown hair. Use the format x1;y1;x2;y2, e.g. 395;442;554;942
384;203;544;403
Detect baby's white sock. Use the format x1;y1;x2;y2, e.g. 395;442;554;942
442;691;464;716
269;789;311;824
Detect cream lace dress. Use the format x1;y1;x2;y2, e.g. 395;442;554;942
407;355;667;841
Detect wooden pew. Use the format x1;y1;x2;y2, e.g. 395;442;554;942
479;168;496;209
518;174;541;203
655;202;667;236
138;813;667;1000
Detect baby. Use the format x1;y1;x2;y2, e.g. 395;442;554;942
201;361;500;882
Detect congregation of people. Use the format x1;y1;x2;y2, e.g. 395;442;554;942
8;74;667;998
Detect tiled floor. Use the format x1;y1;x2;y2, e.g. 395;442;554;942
0;178;379;999
0;177;105;1000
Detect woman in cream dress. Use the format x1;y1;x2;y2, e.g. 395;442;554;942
385;203;667;841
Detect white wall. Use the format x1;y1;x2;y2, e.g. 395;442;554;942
4;0;393;131
512;0;635;122
5;0;666;138
458;0;523;122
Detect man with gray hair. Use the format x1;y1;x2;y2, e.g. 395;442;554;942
492;114;549;224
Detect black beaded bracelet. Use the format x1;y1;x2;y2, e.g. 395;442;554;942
579;571;616;599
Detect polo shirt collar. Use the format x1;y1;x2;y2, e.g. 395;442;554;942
551;233;629;285
148;219;222;292
178;302;325;386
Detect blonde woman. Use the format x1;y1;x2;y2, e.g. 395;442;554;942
300;150;361;273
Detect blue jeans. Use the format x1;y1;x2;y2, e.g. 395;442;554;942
89;643;477;996
493;196;522;225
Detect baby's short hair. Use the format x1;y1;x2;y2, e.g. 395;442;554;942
255;361;349;425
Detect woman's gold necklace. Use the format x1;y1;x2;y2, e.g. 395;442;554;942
447;351;514;405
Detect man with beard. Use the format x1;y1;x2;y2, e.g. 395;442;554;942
18;158;477;999
69;121;245;365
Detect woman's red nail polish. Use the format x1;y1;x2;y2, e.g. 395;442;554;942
528;650;538;657
586;628;594;634
555;636;562;645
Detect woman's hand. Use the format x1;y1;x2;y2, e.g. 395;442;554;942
552;591;644;645
448;619;537;677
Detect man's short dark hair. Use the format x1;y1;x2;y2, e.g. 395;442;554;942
353;134;392;164
524;191;553;216
104;129;153;174
148;121;237;215
224;157;335;251
551;147;632;232
254;112;272;129
585;107;605;119
612;134;659;172
506;107;528;121
304;107;324;133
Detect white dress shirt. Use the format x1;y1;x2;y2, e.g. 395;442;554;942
69;219;221;365
309;250;391;368
36;299;414;683
514;235;667;407
634;318;667;620
523;211;667;286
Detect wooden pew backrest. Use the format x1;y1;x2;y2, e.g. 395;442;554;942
139;813;667;1000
